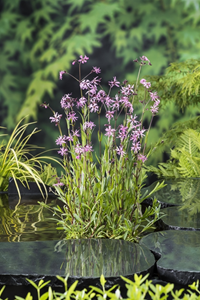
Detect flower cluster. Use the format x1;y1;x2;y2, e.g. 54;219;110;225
43;55;160;164
140;79;160;115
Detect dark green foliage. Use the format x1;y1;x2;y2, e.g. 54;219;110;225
1;0;200;128
147;59;200;111
148;129;200;178
143;58;200;166
1;0;200;165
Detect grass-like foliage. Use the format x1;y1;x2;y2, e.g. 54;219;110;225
0;118;60;198
40;56;165;241
3;274;200;300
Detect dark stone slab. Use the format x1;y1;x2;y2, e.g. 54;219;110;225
158;206;200;230
0;239;155;290
140;230;200;285
8;178;56;198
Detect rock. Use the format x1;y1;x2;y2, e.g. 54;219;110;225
140;230;200;285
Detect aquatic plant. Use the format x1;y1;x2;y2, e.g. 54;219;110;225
40;55;165;241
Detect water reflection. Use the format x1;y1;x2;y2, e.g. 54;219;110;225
145;178;200;211
142;178;200;229
0;194;64;242
54;239;155;277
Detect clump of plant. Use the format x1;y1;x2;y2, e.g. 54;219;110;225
40;55;165;241
0;118;60;198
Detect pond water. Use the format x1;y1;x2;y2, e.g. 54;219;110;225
0;193;64;242
0;192;155;298
1;178;200;298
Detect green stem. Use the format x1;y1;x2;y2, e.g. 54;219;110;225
98;113;101;159
132;64;142;105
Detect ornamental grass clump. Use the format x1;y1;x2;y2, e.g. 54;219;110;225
41;55;165;241
0;119;61;198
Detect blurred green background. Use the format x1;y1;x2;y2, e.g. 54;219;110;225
1;0;200;168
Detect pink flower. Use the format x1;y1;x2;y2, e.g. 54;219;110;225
120;96;133;113
84;144;93;153
138;154;147;162
80;80;91;90
60;94;74;109
105;96;114;108
93;66;101;74
112;95;120;110
65;134;73;142
54;182;64;187
127;115;140;129
118;125;128;141
96;90;106;103
144;81;151;89
150;101;160;115
67;111;78;122
40;102;49;108
131;142;141;153
89;100;99;113
78;55;89;64
140;56;149;62
74;144;84;159
83;121;96;131
55;136;66;146
54;177;64;187
108;76;120;88
149;91;160;101
105;110;115;123
105;125;116;137
130;131;140;142
121;84;135;96
87;86;98;96
74;144;82;153
77;97;87;108
91;76;101;86
59;71;66;80
72;129;80;137
140;79;146;85
116;145;126;157
58;147;68;156
49;112;62;126
140;79;151;89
